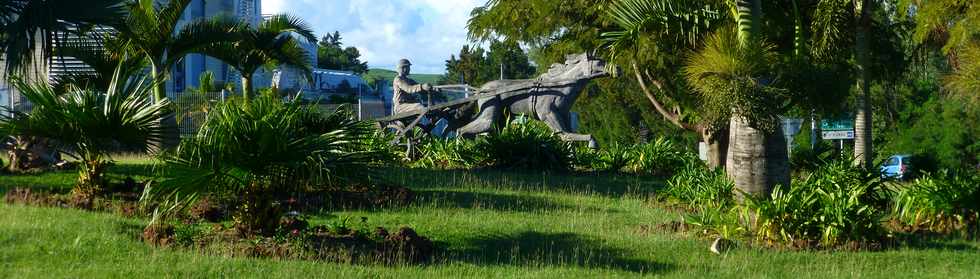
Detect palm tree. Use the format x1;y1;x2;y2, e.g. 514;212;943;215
603;0;789;197
600;0;728;167
202;14;316;102
0;0;127;77
0;63;168;199
810;0;876;168
118;0;239;103
682;0;791;198
153;95;380;235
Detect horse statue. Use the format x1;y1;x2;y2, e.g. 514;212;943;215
450;53;610;147
378;53;610;148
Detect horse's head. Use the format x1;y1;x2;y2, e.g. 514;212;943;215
543;53;610;81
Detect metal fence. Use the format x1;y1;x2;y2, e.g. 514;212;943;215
172;91;228;137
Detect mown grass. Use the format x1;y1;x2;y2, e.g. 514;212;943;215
1;160;979;278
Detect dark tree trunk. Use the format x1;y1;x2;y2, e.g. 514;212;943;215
705;127;729;169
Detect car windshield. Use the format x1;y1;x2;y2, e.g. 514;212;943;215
885;157;900;166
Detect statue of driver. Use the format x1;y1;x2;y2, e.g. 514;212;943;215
392;58;440;115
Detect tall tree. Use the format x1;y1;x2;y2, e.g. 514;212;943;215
808;0;879;168
316;31;368;74
443;40;536;86
600;0;729;167
203;14;316;102
682;0;791;197
899;0;980;105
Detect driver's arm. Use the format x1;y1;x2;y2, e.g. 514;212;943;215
394;78;433;94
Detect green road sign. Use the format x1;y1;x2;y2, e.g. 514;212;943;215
821;117;854;131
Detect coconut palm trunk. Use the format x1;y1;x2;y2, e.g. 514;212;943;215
853;0;873;168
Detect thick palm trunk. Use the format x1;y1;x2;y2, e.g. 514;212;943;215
726;114;789;199
853;0;873;168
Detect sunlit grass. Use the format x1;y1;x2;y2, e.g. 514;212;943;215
1;162;979;278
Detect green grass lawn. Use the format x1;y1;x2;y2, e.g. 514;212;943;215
1;160;979;278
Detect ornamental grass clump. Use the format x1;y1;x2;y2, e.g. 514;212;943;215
741;160;891;247
893;170;980;235
154;95;384;236
627;137;692;176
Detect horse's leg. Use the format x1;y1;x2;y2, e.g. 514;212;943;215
537;106;598;148
457;96;500;137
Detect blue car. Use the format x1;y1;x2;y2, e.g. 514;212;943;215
881;154;912;180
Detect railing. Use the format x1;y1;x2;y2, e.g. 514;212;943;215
172;91;229;137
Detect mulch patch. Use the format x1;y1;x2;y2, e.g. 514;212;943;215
3;187;142;217
152;217;436;265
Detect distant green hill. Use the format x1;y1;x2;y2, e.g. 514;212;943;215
362;69;444;85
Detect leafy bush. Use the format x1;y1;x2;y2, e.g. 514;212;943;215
154;95;384;235
627;137;693;176
478;120;572;171
570;143;631;172
683;205;746;239
412;137;485;169
665;161;734;207
570;137;693;175
742;160;890;247
894;170;980;234
790;140;833;174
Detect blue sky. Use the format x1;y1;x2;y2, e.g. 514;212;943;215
263;0;486;74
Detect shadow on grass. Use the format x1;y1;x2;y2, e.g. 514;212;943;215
448;231;673;274
384;167;664;197
413;190;602;213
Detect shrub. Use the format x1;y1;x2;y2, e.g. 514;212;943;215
154;95;385;236
627;137;692;176
742;160;890;247
683;205;746;239
665;161;735;207
413;137;485;169
893;170;980;234
790;140;833;174
478;119;572;171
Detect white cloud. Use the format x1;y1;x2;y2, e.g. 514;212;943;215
262;0;485;74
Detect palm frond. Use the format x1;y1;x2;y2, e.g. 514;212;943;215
154;96;382;200
168;15;242;65
600;0;724;62
258;14;317;44
2;62;168;160
0;0;127;75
